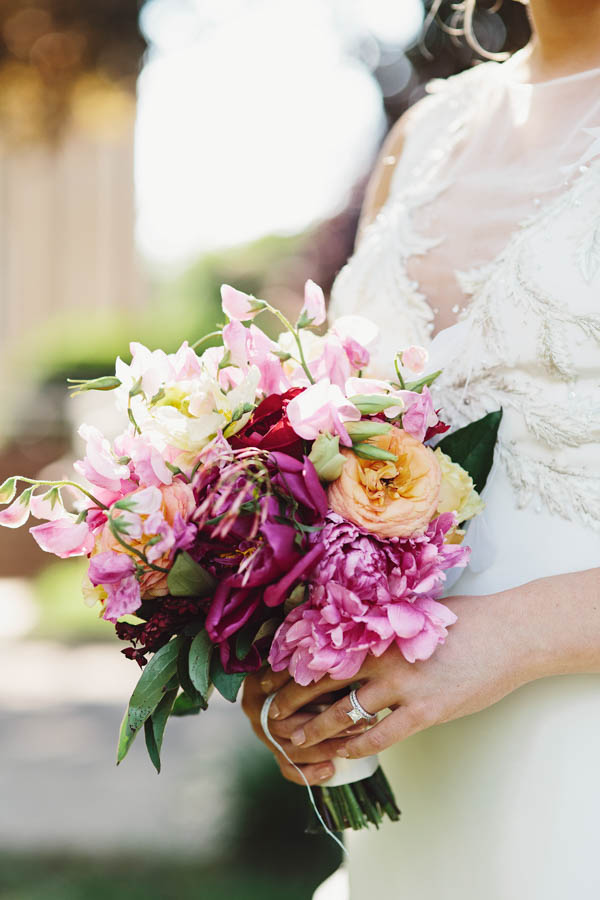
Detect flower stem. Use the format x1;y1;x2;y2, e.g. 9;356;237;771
108;516;170;574
190;330;224;351
14;477;108;511
262;304;316;385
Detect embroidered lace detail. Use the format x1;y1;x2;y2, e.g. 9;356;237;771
330;62;600;529
498;443;600;531
434;161;600;528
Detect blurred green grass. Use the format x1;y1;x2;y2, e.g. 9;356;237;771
0;854;322;900
31;558;115;643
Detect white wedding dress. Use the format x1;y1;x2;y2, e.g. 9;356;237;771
316;49;600;900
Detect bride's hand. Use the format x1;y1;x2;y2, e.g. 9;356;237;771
263;590;544;766
241;670;372;784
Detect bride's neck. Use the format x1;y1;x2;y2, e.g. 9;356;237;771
525;0;600;80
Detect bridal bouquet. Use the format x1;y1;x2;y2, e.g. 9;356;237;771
0;280;501;833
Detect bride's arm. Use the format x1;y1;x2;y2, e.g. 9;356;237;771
268;568;600;762
242;567;600;783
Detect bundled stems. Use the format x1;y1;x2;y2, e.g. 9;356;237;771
306;767;401;834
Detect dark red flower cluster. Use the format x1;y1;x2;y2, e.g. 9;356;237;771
115;596;206;667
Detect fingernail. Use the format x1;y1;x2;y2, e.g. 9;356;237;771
337;747;350;758
269;701;281;719
290;729;305;747
317;765;333;781
260;678;273;694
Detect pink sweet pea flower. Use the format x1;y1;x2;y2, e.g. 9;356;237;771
89;550;136;585
401;386;439;442
103;577;141;622
88;550;141;622
30;518;94;559
221;284;262;321
311;338;353;390
222;321;289;395
0;488;33;528
299;279;326;327
74;424;131;493
401;346;429;375
340;335;370;370
286;378;361;447
121;485;162;515
30;490;65;521
114;432;173;487
172;341;203;380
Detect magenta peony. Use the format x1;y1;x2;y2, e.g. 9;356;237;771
268;511;468;684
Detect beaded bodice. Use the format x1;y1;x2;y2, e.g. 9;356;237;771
330;56;600;529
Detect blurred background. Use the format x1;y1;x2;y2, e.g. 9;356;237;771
0;1;530;897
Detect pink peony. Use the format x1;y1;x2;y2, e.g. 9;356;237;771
268;512;468;683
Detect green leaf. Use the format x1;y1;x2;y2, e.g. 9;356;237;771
437;409;503;494
144;688;177;773
171;692;205;717
116;705;137;765
0;477;17;504
352;444;398;462
404;370;442;392
296;310;314;329
188;629;213;700
210;655;246;703
177;639;207;707
119;637;183;756
235;621;259;661
167;551;217;598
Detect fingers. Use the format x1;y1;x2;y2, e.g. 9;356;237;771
287;681;396;749
259;666;291;695
278;759;335;786
271;712;369;741
272;736;348;765
268;674;352;721
336;704;434;759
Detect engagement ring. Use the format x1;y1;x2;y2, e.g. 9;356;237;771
346;688;378;725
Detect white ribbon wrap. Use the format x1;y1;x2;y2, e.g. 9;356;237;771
321;754;379;787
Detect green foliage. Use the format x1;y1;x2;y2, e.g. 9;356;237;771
117;638;183;764
144;688;178;773
188;630;213;700
437;409;503;494
167;552;216;598
210;654;246;703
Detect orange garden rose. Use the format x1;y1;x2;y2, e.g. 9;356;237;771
328;426;442;538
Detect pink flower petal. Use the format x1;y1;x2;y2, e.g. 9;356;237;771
30;518;94;558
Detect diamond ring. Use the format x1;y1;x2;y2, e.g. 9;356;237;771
346;688;378;725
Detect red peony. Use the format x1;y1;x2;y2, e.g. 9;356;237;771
229;387;305;457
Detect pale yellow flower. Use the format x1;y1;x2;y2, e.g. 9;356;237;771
434;448;484;541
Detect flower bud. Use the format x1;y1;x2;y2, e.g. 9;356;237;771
308;432;346;482
346;421;392;441
348;394;404;415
